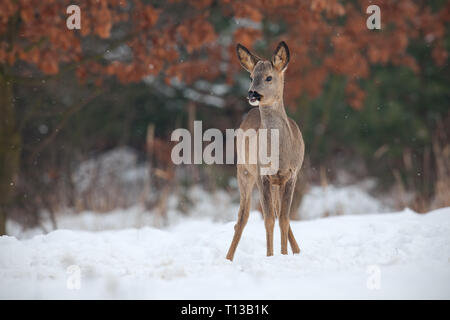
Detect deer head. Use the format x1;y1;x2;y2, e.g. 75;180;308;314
236;41;290;107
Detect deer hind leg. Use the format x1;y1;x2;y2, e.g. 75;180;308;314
226;166;255;261
278;183;300;254
279;177;300;254
288;225;300;254
257;175;275;257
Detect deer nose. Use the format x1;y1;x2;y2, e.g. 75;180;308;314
248;91;262;101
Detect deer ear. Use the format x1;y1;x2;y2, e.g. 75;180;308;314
236;44;260;73
271;41;290;72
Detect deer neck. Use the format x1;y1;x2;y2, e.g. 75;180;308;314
259;99;289;130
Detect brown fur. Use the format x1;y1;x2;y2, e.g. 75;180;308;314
226;42;305;261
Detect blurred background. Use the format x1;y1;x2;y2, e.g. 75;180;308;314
0;0;449;236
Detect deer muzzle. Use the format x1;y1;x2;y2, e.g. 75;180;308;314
247;91;262;106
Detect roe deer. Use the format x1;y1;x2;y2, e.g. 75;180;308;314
226;41;305;261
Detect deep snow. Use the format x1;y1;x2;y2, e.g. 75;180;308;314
1;207;449;299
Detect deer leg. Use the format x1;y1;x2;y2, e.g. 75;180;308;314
279;177;297;255
288;226;300;254
257;176;275;257
280;182;300;254
226;167;255;261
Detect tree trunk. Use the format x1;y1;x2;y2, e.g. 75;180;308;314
0;76;21;236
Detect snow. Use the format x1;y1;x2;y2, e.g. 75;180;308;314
72;147;148;194
1;206;449;299
299;184;389;219
5;183;387;239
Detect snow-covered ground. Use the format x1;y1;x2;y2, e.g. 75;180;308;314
1;206;449;299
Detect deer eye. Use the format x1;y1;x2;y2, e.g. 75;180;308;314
266;76;272;82
250;76;253;81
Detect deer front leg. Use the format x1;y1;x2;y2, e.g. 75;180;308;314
257;176;275;257
226;167;255;261
279;177;297;255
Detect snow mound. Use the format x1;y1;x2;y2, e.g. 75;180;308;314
299;185;388;219
1;207;449;299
